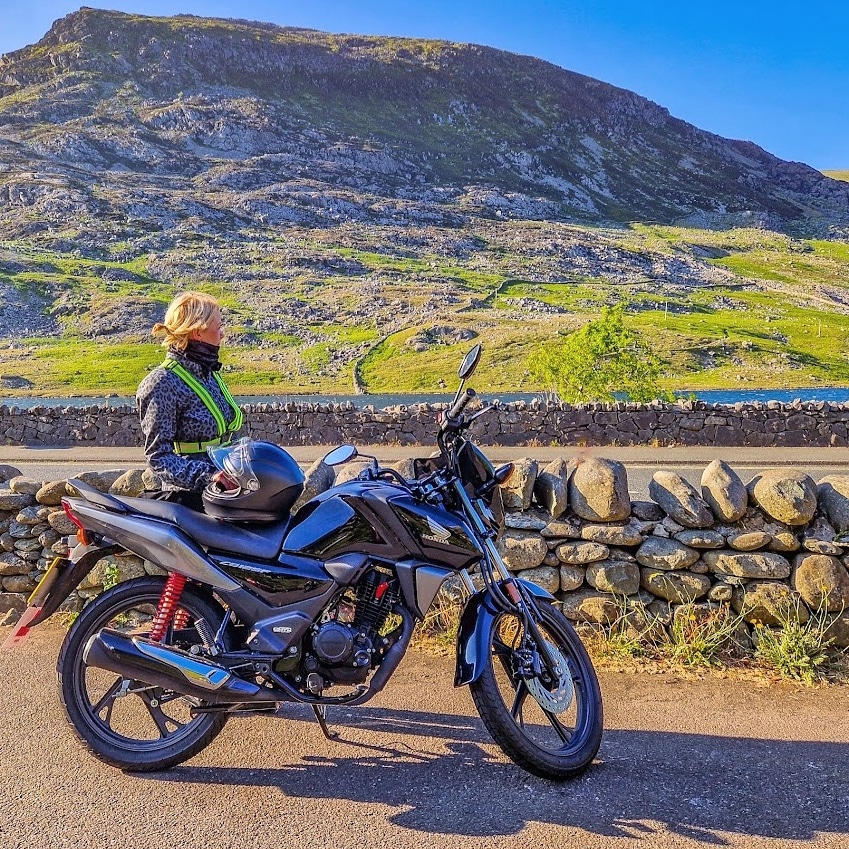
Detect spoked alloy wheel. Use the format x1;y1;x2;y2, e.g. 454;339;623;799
57;576;228;772
469;601;603;780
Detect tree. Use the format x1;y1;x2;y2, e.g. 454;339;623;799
528;303;670;403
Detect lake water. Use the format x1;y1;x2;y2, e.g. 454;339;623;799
5;388;849;409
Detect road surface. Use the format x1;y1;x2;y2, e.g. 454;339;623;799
0;624;847;849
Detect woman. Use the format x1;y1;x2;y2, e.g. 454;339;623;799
137;291;242;509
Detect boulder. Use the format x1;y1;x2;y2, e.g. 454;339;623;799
732;581;808;627
2;574;36;593
505;510;549;531
579;520;645;547
747;469;817;527
631;500;664;521
36;480;69;506
495;530;547;571
48;509;77;535
8;476;42;496
109;469;148;497
72;470;127;493
559;564;586;592
823;612;849;648
0;491;34;511
0;591;27;618
388;458;417;480
533;458;569;518
292;458;335;512
540;518;582;539
767;531;801;553
558;588;621;624
518;565;560;594
726;531;772;551
701;459;747;522
0;552;29;577
792;553;849;612
15;506;41;526
334;462;370;484
0;464;23;483
639;568;711;603
635;537;700;571
554;541;609;565
568;456;630;522
500;458;538;511
141;467;161;491
816;475;849;533
674;529;725;549
586;560;640;595
702;550;792;579
708;582;735;602
802;539;842;556
649;471;713;528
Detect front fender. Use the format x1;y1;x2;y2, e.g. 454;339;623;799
454;579;555;687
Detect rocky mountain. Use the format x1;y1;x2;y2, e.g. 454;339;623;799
2;7;848;241
0;8;848;394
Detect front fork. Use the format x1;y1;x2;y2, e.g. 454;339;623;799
452;481;560;681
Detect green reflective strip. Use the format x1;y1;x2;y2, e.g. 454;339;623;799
213;371;243;431
161;360;242;451
172;436;229;455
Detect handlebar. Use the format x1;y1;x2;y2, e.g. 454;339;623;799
445;388;477;423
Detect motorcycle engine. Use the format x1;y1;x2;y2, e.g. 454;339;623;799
312;622;372;669
302;568;397;686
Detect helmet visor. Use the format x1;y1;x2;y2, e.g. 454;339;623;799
207;437;260;492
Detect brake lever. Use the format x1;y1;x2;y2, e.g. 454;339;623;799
467;404;493;423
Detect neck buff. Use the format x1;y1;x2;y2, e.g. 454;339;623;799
178;340;222;371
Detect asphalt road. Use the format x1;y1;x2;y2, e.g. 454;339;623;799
3;445;849;500
1;624;848;849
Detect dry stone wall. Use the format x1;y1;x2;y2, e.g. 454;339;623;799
2;457;849;651
4;398;849;447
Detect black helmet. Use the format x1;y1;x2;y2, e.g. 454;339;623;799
203;438;305;522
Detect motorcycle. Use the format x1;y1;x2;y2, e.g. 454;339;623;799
5;344;602;780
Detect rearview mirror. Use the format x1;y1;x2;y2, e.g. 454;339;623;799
458;344;482;380
322;445;358;466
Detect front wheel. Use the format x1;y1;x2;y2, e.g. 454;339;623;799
57;576;229;772
469;601;603;780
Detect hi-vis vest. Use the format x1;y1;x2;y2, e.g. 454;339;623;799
161;359;244;455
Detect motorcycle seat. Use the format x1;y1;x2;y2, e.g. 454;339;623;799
118;496;291;561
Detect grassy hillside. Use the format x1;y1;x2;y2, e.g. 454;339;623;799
3;221;849;398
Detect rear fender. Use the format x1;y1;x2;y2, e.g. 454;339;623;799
28;544;119;627
0;544;119;648
454;579;555;687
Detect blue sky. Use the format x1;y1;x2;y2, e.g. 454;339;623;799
2;1;847;170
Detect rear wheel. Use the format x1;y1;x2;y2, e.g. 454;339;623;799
57;576;228;772
469;601;603;780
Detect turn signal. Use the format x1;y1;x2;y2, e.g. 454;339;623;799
62;500;93;545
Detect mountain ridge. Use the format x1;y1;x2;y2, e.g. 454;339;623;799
2;7;847;237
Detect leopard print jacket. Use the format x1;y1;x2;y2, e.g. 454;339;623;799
136;350;242;492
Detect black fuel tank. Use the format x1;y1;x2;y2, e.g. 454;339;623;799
283;480;482;570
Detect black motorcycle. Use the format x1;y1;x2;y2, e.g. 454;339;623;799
8;345;602;780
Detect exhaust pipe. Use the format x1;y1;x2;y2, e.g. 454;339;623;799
83;629;279;704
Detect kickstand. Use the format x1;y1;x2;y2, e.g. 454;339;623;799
312;704;338;740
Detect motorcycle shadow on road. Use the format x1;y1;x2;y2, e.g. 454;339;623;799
151;706;848;843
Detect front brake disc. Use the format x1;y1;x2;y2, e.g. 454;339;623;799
525;639;574;714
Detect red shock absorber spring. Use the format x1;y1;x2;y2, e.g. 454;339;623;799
149;573;187;643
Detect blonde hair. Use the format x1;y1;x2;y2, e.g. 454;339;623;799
152;291;220;350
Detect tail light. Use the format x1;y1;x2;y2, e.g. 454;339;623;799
62;499;94;546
